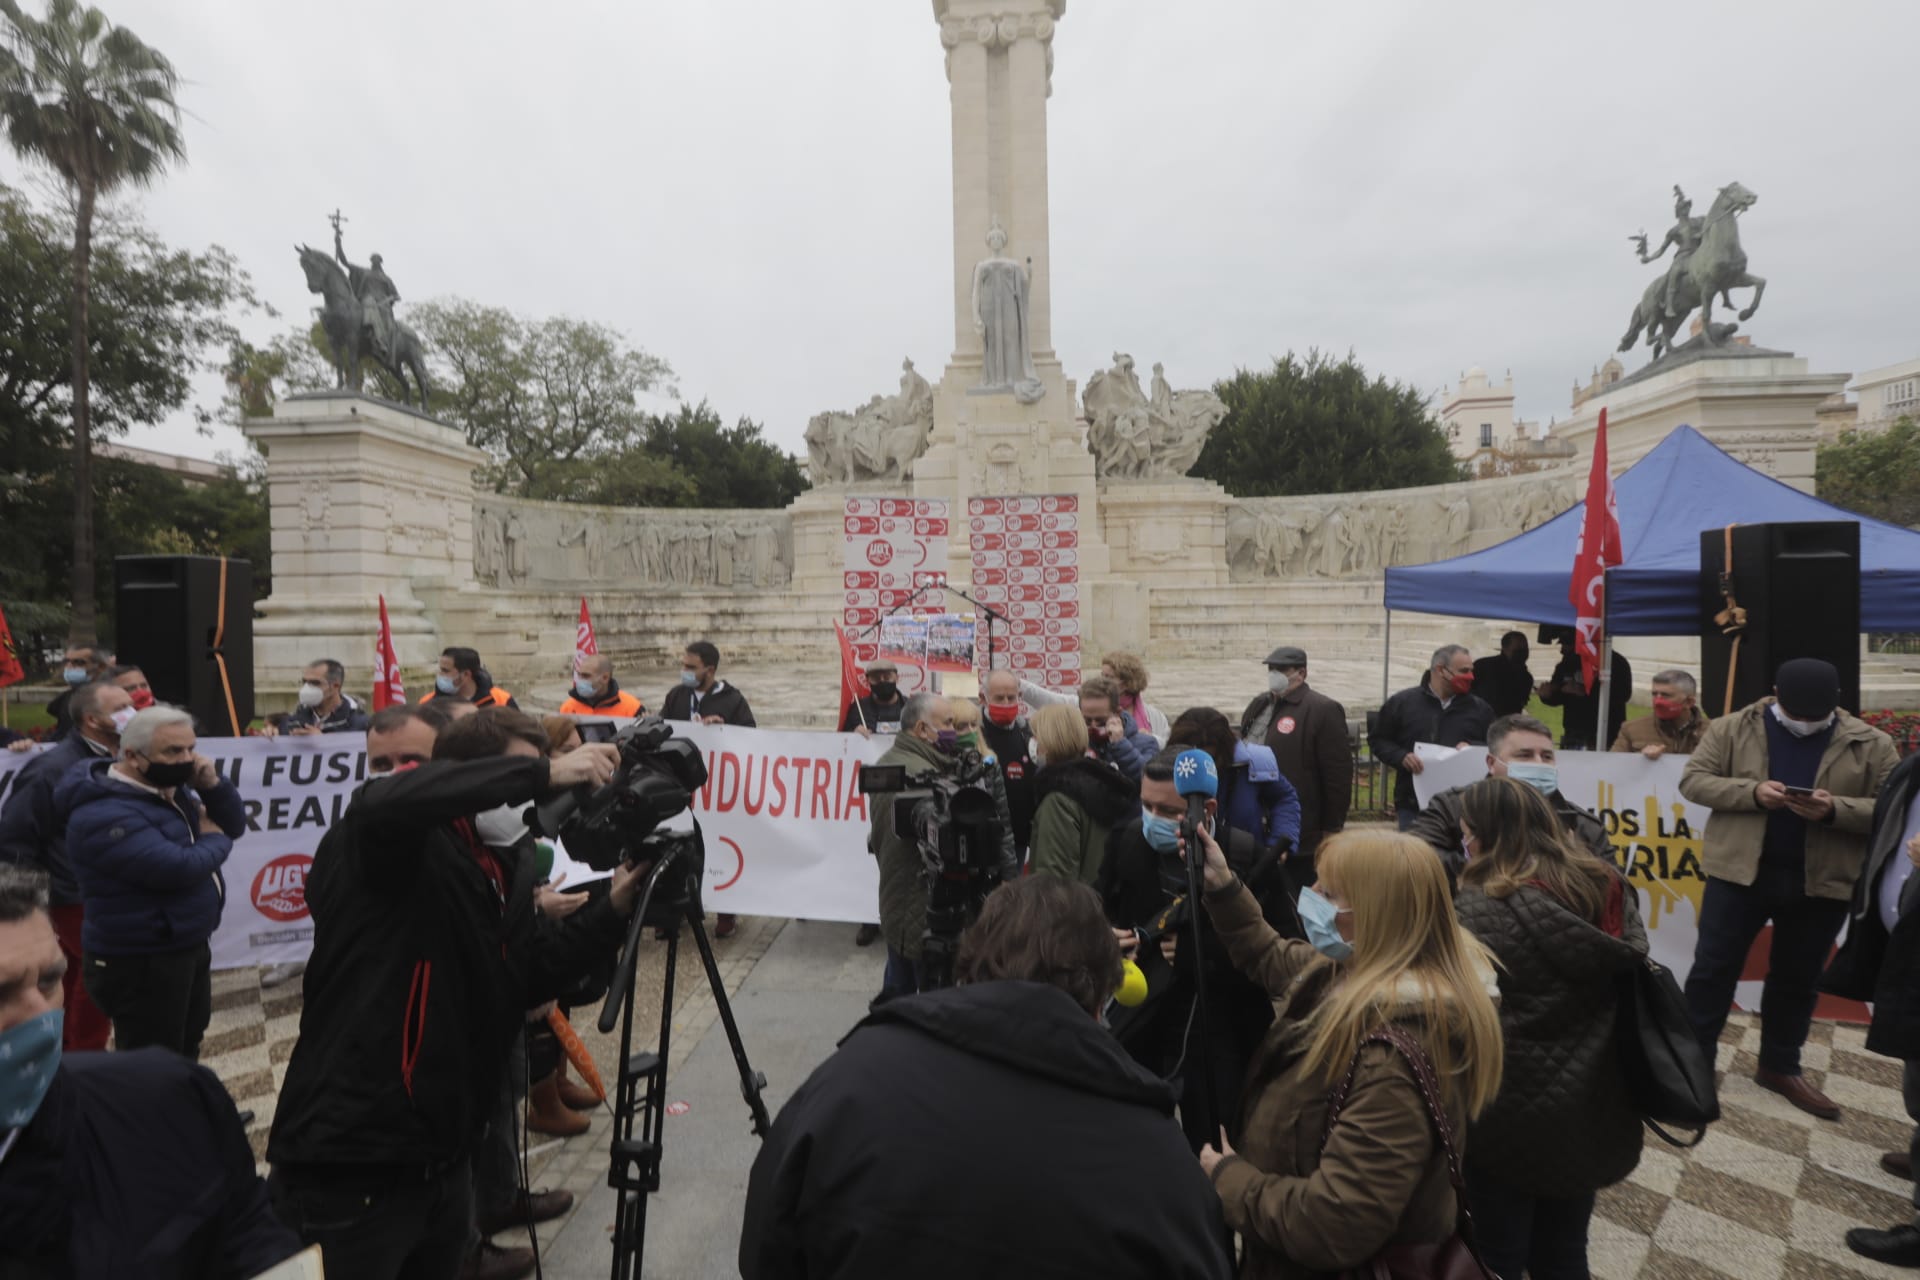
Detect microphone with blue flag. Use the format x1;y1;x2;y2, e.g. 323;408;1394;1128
1169;747;1223;1141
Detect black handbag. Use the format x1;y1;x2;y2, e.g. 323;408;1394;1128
1616;954;1720;1147
1323;1023;1497;1280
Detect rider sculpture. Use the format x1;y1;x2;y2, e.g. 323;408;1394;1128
1618;181;1765;364
334;221;400;368
1636;186;1704;320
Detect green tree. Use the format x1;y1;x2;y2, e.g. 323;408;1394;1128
1817;416;1920;529
638;401;807;509
408;298;676;497
1193;349;1464;496
0;0;186;646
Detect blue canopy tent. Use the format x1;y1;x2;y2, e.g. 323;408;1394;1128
1380;425;1920;734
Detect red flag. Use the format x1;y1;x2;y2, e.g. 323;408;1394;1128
372;595;405;710
0;605;23;688
834;621;869;729
1568;407;1624;692
575;598;598;673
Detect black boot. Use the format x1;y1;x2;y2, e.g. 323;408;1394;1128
1847;1224;1920;1267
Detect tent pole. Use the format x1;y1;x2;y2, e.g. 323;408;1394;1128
1382;607;1392;703
1594;570;1614;751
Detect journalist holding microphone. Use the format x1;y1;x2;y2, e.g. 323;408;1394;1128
267;707;646;1278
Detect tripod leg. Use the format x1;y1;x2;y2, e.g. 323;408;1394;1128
683;904;773;1134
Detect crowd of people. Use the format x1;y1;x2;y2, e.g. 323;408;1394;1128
4;628;1920;1277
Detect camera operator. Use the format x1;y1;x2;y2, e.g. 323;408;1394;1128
0;865;305;1278
740;875;1231;1280
267;708;643;1277
1099;747;1293;1153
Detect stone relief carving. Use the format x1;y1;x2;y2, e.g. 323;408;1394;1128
804;357;936;487
1083;353;1228;480
474;500;792;590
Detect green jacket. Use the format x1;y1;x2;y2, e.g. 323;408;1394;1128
1028;758;1139;886
1678;699;1899;901
868;732;953;960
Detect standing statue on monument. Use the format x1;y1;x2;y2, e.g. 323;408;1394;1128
1150;362;1173;419
971;220;1046;404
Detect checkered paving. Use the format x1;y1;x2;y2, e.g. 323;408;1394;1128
201;943;1917;1278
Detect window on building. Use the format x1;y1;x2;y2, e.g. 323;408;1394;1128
1480;423;1494;448
1889;379;1918;410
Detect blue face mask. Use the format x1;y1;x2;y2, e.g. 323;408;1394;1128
1506;762;1559;796
680;670;699;688
1297;887;1353;961
435;674;460;696
573;675;597;699
62;668;86;686
1141;812;1181;853
0;1008;63;1128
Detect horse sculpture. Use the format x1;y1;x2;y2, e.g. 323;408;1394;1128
296;244;434;412
1618;182;1766;362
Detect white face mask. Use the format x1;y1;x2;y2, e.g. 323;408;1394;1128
474;804;528;848
297;683;326;709
1268;670;1289;692
1771;703;1835;738
108;707;137;734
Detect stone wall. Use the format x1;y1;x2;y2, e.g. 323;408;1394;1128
471;496;793;592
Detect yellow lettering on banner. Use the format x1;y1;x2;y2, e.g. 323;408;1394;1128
1589;780;1707;929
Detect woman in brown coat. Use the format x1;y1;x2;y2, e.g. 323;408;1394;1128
1195;829;1505;1278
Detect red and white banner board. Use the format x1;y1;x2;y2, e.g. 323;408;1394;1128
967;493;1082;690
842;496;950;695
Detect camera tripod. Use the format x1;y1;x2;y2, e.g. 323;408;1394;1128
598;840;771;1280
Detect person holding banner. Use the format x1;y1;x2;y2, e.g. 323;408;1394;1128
1680;658;1899;1122
1371;645;1496;832
839;659;905;739
662;640;753;938
1610;668;1710;758
427;646;519;710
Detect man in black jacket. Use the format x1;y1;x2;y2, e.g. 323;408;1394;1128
1820;750;1920;1266
1239;645;1350;883
1369;644;1496;830
0;865;304;1278
1538;636;1632;751
266;709;636;1277
1471;631;1536;718
980;668;1037;862
0;678;131;1051
1409;713;1612;880
740;874;1231;1280
1100;750;1295;1153
661;639;756;727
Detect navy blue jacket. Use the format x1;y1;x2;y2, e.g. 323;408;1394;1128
0;1048;300;1279
0;733;110;906
1092;710;1161;786
1219;741;1304;853
59;760;246;956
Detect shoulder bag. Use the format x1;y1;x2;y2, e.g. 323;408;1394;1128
1615;953;1720;1146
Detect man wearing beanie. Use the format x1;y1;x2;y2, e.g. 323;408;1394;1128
1679;658;1899;1120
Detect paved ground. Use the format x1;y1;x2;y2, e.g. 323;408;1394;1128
208;919;1920;1279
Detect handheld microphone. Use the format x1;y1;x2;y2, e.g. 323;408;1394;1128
1172;748;1219;837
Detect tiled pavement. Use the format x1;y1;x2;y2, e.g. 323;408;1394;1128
206;921;1920;1280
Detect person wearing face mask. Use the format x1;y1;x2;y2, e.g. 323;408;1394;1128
0;866;307;1278
107;663;155;710
661;640;753;939
1028;703;1139;887
1191;827;1504;1276
421;645;519;710
1471;631;1536;719
839;659;905;740
0;680;133;1052
1240;646;1352;880
947;699;1021;889
1454;776;1648;1280
868;692;964;1003
559;652;644;721
45;645;113;736
1611;667;1710;758
59;706;247;1059
740;875;1233;1280
1098;748;1294;1154
1408;713;1612;883
1679;657;1899;1121
1536;634;1632;751
1370;644;1496;832
978;667;1039;868
271;657;370;735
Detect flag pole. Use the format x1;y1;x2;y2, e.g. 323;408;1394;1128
1595;568;1614;751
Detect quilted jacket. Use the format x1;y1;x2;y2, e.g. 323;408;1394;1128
1455;877;1648;1198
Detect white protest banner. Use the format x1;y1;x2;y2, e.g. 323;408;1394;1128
1410;743;1492;809
0;735;369;971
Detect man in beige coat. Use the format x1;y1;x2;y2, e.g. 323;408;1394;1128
1680;658;1899;1120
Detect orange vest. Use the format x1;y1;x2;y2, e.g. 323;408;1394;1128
559;690;644;718
418;686;515;707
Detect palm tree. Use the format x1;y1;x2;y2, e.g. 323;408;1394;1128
0;0;183;647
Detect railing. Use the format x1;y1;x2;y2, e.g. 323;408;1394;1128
1348;726;1398;822
1868;634;1920;655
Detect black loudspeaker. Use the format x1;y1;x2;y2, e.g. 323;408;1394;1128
1699;522;1859;718
113;555;255;735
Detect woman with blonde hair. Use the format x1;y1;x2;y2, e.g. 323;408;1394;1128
1027;703;1136;884
1454;775;1647;1280
1194;828;1504;1277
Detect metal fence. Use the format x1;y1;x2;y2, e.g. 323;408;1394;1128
1869;634;1920;655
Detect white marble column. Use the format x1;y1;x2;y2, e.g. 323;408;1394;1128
1005;18;1056;361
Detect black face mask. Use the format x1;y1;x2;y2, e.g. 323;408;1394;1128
869;681;898;702
143;759;196;789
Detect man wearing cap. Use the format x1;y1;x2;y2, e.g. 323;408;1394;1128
1239;646;1351;887
1680;658;1899;1120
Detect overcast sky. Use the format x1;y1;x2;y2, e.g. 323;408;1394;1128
16;0;1918;462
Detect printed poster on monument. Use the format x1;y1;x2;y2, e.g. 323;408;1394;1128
967;493;1081;689
842;496;950;695
926;614;977;673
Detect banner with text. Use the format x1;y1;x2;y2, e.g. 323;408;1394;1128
0;724;894;970
1415;748;1869;1020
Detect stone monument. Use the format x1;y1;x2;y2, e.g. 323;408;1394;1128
294;211;434;411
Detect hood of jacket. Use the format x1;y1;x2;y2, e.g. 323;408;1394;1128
1034;756;1139;826
858;979;1177;1111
